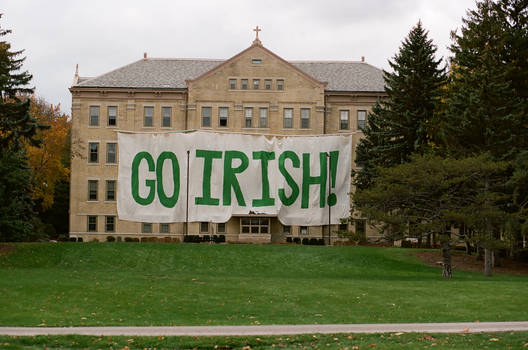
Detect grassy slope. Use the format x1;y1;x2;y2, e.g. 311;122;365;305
0;243;526;326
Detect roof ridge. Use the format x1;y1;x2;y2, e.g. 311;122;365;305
75;58;145;87
291;60;364;64
145;58;226;62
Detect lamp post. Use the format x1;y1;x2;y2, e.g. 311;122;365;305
327;152;331;246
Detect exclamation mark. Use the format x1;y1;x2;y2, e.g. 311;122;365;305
327;151;339;206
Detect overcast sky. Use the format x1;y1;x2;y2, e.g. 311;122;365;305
3;0;477;113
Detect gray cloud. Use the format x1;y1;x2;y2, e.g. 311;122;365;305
2;0;476;113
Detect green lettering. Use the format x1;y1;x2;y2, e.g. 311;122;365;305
223;150;249;206
278;151;300;206
131;151;155;205
301;152;327;209
252;151;275;207
195;149;222;206
156;152;180;208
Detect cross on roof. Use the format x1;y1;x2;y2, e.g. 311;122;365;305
253;26;261;40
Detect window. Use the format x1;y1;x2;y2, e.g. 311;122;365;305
142;223;152;233
277;79;284;90
259;108;268;128
244;107;253;128
357;110;366;130
88;142;99;163
88;180;98;201
219;107;228;127
160;223;170;233
253;79;260;90
252;58;262;64
144;106;153;127
229;79;236;89
283;225;291;235
355;219;366;235
300;226;308;235
340;110;349;130
241;217;269;234
200;222;209;233
241;79;248;90
339;223;348;232
201;107;211;127
283;108;293;128
107;106;117;126
162;107;172;127
89;106;99;126
217;222;226;233
87;216;97;232
106;143;117;164
301;108;310;129
105;216;115;232
106;180;116;201
265;79;271;90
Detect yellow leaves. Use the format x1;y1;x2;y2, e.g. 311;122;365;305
26;96;70;210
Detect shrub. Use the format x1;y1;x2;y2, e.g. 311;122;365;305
202;235;210;242
218;235;226;243
401;240;412;248
69;237;77;242
293;237;301;244
302;238;309;245
286;237;292;243
106;236;115;242
77;237;83;242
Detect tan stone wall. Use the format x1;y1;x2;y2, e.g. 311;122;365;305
69;48;384;244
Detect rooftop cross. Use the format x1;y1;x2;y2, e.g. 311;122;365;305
253;26;261;40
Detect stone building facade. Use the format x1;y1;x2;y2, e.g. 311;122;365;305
69;35;385;243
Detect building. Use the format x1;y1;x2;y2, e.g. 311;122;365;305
69;30;385;243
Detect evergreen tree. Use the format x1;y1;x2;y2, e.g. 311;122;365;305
0;15;42;241
443;0;527;160
354;21;447;190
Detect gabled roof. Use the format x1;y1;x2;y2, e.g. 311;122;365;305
74;47;385;92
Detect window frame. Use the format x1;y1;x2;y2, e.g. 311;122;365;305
144;106;154;127
201;106;212;127
300;108;310;129
340;110;350;130
283;108;293;129
106;180;116;201
253;79;260;90
300;226;308;235
88;180;98;201
265;79;272;90
229;79;236;89
87;215;97;232
244;107;253;128
88;142;99;163
107;106;117;127
240;217;270;234
160;223;170;233
106;142;117;164
105;216;116;233
218;107;228;127
142;223;153;234
357;110;367;130
259;108;268;128
89;106;99;126
200;221;209;233
241;79;248;90
217;222;226;233
277;79;284;90
162;106;172;128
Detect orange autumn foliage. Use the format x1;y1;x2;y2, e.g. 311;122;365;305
26;96;70;210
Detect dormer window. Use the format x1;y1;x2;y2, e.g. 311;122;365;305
252;59;262;65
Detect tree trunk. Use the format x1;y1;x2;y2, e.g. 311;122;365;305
484;248;492;277
441;240;452;278
476;244;483;261
465;240;472;255
426;233;431;248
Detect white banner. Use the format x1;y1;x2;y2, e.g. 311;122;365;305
117;131;351;225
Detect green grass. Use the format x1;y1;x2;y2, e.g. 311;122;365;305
1;332;527;349
0;243;527;326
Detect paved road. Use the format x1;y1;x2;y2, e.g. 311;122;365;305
1;322;528;336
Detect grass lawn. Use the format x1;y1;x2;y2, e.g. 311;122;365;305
0;243;527;327
1;332;527;349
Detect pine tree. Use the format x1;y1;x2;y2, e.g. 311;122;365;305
443;0;527;160
354;21;447;190
0;15;43;241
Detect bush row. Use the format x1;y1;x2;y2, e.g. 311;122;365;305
183;235;226;243
285;237;325;245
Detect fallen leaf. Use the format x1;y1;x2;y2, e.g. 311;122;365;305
489;338;500;342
